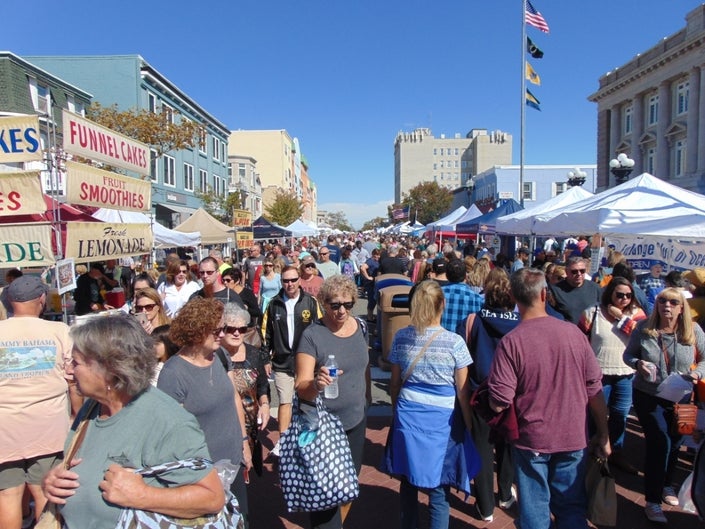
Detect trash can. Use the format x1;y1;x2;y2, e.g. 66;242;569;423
379;284;412;363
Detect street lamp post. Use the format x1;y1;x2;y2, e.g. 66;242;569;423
609;153;635;184
566;167;587;187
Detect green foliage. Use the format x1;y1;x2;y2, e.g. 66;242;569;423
361;216;388;231
326;211;353;232
264;189;304;226
403;181;453;225
194;186;245;225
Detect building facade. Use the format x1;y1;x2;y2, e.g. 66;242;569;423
0;52;92;192
589;5;705;192
393;128;512;204
26;54;230;228
228;154;262;219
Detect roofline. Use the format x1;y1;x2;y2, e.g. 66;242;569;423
1;51;93;99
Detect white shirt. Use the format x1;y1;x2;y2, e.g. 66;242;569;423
158;281;201;318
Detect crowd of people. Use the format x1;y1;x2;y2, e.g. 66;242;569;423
2;231;705;529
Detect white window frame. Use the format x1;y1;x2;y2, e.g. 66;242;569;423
149;150;158;182
212;137;221;162
522;181;536;201
199;169;208;191
554;182;568;196
36;81;50;114
624;105;633;135
148;93;157;113
676;81;689;116
163;155;176;187
646;147;656;175
648;94;659;126
183;163;194;191
674;139;686;177
162;103;174;124
199;129;207;154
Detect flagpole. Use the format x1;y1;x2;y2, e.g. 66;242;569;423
520;0;526;209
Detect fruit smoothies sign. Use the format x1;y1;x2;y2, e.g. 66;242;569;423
65;161;152;212
0;172;46;216
0;115;42;163
62;110;149;175
65;222;153;262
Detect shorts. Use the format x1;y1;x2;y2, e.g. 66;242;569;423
273;371;295;405
0;452;62;489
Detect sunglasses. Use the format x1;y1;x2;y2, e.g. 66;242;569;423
211;327;224;336
134;303;157;312
614;292;633;300
319;252;329;256
222;278;233;284
304;263;317;269
199;270;216;276
569;269;586;275
658;298;681;306
328;301;355;311
224;325;249;335
264;263;273;267
282;277;299;284
178;269;188;274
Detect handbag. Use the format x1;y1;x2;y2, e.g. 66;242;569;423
36;401;98;529
279;394;359;512
115;457;243;529
660;336;699;436
585;456;617;527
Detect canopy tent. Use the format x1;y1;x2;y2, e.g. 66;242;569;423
456;199;524;236
252;216;292;239
437;204;483;232
496;186;594;235
92;208;201;248
285;219;318;237
425;206;467;230
399;220;426;236
174;208;232;245
530;173;705;239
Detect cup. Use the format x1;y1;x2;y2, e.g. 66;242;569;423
643;361;659;383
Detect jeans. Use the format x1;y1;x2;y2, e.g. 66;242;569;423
632;389;685;503
470;408;514;518
601;374;634;450
513;447;588;529
399;478;451;529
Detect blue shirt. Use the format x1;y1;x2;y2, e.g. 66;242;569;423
441;282;483;334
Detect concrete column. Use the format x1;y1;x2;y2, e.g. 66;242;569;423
687;67;700;175
632;94;644;175
698;66;705;173
656;81;671;178
609;104;621;159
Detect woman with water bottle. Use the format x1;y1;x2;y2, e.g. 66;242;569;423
296;274;371;529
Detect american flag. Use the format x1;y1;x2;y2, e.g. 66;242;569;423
393;205;409;220
525;0;549;33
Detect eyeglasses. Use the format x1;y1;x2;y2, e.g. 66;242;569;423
263;263;273;267
134;303;157;312
569;269;586;275
222;278;233;284
658;298;681;306
199;270;216;276
224;325;249;335
614;292;633;300
319;252;329;256
304;263;317;269
328;301;355;311
282;277;299;284
211;327;224;336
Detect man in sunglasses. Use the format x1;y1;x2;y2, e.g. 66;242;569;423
317;248;340;280
261;265;322;457
548;256;601;324
190;257;245;308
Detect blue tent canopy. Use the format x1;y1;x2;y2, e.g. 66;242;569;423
456;199;524;235
252;216;292;239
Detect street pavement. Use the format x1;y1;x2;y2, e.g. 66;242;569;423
248;297;703;528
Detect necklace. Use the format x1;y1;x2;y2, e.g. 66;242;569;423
209;363;214;386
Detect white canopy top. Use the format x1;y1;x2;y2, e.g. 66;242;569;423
92;208;201;248
438;204;483;231
426;206;467;230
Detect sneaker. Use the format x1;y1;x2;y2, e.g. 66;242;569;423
476;506;493;523
499;485;517;510
270;440;281;458
662;486;679;506
645;502;667;524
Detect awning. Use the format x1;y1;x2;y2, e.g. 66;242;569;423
156;203;197;216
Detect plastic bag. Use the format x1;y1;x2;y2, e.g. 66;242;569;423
213;459;239;491
680;471;696;513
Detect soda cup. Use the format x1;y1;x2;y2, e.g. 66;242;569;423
643;361;659;383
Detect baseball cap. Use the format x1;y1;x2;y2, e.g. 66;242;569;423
7;276;49;302
432;258;446;275
302;255;317;266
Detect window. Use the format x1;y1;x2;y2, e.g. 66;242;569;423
554;182;568;195
440;148;444;156
676;81;689;115
433;148;437;155
37;82;50;113
212;138;221;162
199;129;207;154
163;155;175;187
454;160;459;168
522;182;535;201
439;161;444;168
148;93;157;113
433;163;437;170
648;94;659;126
646;148;656;175
200;169;208;191
624;105;633;135
213;175;222;196
221;143;226;164
455;148;459;155
462;161;468;168
149;150;158;182
162;103;174;124
238;163;246;179
183;163;194;191
674;140;686;177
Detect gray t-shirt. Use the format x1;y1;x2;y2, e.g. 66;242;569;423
60;388;211;528
297;320;368;429
158;355;243;465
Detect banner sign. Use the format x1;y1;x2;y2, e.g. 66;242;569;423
606;236;705;272
62;110;149;175
65;222;153;262
0;115;42;163
233;209;252;228
0;171;45;216
65;161;151;212
236;230;253;249
0;224;54;267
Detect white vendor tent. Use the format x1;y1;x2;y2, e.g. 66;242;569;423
425;206;467;230
286;219;318;237
531;173;705;239
437;204;483;232
92;208;201;248
496;186;594;235
174;208;233;245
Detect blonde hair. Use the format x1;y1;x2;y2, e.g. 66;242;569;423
644;287;695;344
410;280;444;334
467;260;491;289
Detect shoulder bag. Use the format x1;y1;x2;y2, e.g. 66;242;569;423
585;456;617;527
662;336;699;436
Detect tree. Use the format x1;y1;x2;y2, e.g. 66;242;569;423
403;181;453;225
264;189;304;226
326;211;353;232
195;186;244;225
361;216;388;231
88;103;202;159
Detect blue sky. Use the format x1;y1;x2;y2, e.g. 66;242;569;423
4;0;701;228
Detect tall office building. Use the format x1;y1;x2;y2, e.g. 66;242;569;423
393;128;512;204
589;4;705;192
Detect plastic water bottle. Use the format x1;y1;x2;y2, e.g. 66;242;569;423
324;355;339;399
